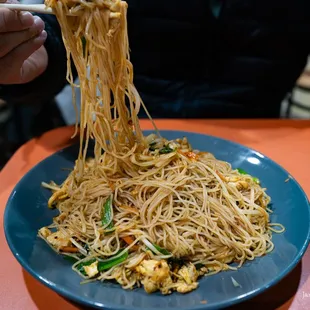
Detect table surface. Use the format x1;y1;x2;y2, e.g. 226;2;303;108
1;119;310;310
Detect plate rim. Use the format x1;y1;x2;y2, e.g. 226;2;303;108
4;130;310;310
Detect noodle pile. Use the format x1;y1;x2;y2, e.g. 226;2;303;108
39;0;284;295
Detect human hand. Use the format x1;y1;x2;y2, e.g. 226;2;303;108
0;0;48;84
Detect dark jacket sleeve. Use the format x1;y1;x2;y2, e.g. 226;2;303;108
0;14;77;104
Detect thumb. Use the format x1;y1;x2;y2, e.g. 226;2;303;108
0;30;47;84
20;45;48;83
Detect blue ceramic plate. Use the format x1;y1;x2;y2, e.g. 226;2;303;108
4;131;310;310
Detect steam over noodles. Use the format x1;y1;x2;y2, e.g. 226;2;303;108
39;0;284;295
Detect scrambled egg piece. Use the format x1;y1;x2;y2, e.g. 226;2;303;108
227;176;240;182
39;227;51;238
235;181;249;190
53;213;66;223
136;260;200;294
175;264;199;294
46;231;71;248
227;176;249;190
176;282;198;293
84;261;99;278
136;260;173;294
178;263;198;284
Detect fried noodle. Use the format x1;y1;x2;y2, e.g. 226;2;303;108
39;0;284;295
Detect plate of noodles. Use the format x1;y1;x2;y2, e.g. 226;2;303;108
4;0;310;309
4;130;310;310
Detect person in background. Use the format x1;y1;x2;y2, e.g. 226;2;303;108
1;0;310;167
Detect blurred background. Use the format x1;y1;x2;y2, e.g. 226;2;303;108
2;56;310;169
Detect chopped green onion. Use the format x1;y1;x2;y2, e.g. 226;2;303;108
98;250;128;271
252;177;260;184
159;145;174;154
149;141;158;151
237;168;260;184
76;258;97;276
76;251;128;276
194;263;205;270
81;36;86;57
152;243;171;255
142;238;171;256
237;168;247;175
102;196;114;234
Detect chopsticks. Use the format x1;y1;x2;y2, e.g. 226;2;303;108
0;4;53;14
0;3;121;17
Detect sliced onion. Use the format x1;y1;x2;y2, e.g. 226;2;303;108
141;238;172;258
70;238;87;256
99;237;141;263
41;182;61;191
145;133;157;144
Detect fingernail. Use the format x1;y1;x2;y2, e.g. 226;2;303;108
40;30;47;41
33;16;45;32
33;30;47;44
20;12;34;27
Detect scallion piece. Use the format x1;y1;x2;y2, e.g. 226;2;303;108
237;168;260;184
98;250;128;271
81;36;86;57
236;168;247;175
76;251;128;276
76;258;97;276
159;145;174;154
102;196;114;234
149;141;157;151
194;263;204;270
152;243;171;255
142;238;171;256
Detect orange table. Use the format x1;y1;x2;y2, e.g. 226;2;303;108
1;119;310;310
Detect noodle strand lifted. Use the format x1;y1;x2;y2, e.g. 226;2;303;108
39;0;284;295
